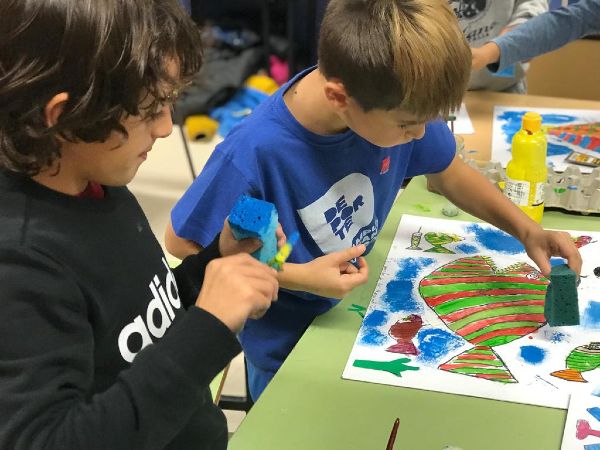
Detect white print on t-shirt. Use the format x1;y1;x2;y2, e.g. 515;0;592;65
118;258;181;362
297;173;378;254
449;0;490;21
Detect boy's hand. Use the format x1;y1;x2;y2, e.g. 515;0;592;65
471;42;500;71
219;218;287;257
300;245;369;298
275;224;286;248
522;228;582;278
195;253;279;332
429;156;582;280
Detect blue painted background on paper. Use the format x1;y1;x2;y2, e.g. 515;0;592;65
359;309;389;345
466;223;525;254
582;301;600;329
380;258;435;313
417;328;464;364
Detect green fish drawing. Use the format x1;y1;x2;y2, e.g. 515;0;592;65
423;232;463;253
551;342;600;383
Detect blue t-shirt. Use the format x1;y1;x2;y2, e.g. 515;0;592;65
172;67;456;372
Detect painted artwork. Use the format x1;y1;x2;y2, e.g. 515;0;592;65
342;215;600;409
562;392;600;450
492;106;600;173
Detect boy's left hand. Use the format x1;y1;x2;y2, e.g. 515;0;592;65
219;217;286;257
522;228;582;278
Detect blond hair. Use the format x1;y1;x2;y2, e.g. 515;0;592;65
318;0;470;118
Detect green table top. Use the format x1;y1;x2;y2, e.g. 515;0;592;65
229;176;600;450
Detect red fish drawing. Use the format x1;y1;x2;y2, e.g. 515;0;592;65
572;235;594;249
386;314;423;355
419;256;549;383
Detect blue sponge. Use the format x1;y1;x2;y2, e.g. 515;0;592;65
228;195;278;264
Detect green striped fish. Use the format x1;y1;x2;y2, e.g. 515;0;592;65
419;256;549;383
551;342;600;383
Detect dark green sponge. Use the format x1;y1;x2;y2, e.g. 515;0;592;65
544;264;579;326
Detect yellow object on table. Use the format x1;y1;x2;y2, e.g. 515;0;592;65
504;112;547;223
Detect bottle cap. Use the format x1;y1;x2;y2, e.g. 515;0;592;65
522;112;542;132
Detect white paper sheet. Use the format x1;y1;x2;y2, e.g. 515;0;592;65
562;393;600;450
343;215;600;409
447;103;475;135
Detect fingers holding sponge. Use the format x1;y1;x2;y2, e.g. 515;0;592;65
228;195;279;264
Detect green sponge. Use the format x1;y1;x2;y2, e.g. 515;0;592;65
544;264;579;326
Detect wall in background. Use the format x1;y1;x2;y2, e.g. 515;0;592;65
527;38;600;101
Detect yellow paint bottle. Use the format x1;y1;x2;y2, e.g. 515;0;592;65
504;112;547;223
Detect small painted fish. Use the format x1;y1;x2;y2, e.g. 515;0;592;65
551;342;600;383
572;235;594;249
423;232;464;254
386;314;423;355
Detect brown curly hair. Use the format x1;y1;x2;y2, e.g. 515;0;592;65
0;0;203;175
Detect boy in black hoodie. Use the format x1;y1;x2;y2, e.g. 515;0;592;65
0;1;279;449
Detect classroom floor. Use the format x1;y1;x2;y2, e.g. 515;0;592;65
128;127;248;434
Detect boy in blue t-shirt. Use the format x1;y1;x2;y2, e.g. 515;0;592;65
166;0;582;400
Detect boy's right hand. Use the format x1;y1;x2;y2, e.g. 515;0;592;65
195;253;279;333
300;245;369;299
471;42;500;71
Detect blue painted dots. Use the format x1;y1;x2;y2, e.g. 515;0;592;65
582;302;600;329
520;345;546;364
549;331;566;344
